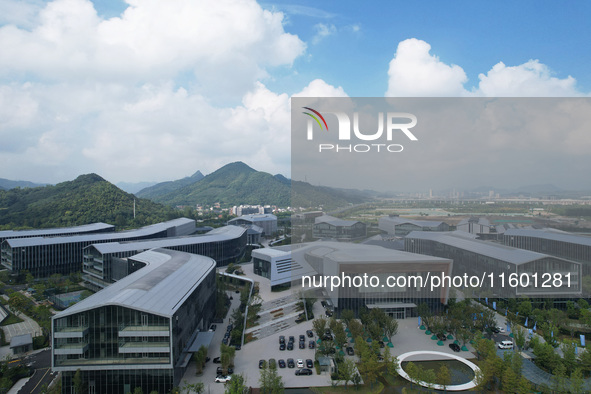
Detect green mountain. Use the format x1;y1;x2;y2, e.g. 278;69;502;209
0;178;47;190
0;174;177;230
143;162;372;209
135;171;204;200
148;162;289;206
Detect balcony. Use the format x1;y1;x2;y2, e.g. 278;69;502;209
54;356;171;368
118;324;170;337
54;342;89;355
118;341;171;354
54;326;89;339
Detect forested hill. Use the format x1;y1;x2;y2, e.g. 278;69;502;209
146;162;292;207
141;161;372;209
135;170;205;200
0;174;178;230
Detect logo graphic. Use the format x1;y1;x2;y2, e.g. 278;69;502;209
303;107;418;153
302;107;328;133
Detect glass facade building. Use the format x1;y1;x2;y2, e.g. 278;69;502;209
405;231;581;298
1;218;195;277
312;216;367;241
291;241;452;318
82;225;246;289
52;248;216;394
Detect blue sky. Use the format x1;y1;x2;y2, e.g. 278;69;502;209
0;0;589;189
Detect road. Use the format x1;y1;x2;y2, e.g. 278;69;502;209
11;349;58;394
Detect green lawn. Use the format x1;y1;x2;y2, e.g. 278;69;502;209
0;314;25;326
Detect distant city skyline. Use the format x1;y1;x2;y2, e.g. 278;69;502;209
1;0;590;187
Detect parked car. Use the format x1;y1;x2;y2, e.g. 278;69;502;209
295;369;313;376
213;357;221;363
286;342;293;351
279;343;286;351
299;335;306;342
279;336;285;344
259;360;266;369
297;359;304;368
299;341;305;349
498;340;514;349
306;359;313;368
288;336;295;343
449;343;460;352
209;324;217;331
308;340;315;349
278;359;286;368
217;366;234;375
491;327;500;334
306;330;314;338
346;347;354;356
215;376;231;383
287;358;295;368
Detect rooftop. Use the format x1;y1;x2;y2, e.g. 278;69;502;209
315;215;363;227
504;228;591;247
229;214;277;223
0;222;114;240
294;241;451;265
380;216;444;228
6;218;195;248
89;225;245;254
54;248;215;318
406;231;551;265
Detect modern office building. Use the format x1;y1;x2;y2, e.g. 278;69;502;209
228;214;277;237
503;228;591;276
1;218;195;277
52;248;216;394
252;246;315;289
291;241;452;318
0;222;115;245
404;231;581;298
378;215;450;236
82;225;247;289
312;215;367;241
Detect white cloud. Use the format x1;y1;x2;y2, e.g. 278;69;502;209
386;38;586;98
312;23;336;44
0;0;306;98
476;60;580;96
386;38;468;97
293;79;347;98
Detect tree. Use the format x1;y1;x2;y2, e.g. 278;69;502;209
341;309;355;325
333;321;347;348
193;346;207;375
7;292;28;317
383;316;399;338
348;319;363;341
182;382;204;394
437;364;451;392
518;299;533;319
313;317;327;338
73;369;85;394
221;343;236;374
514;326;526;350
337;358;356;389
561;342;577;375
259;365;284;394
225;374;248;394
570;368;585;394
552;363;568;393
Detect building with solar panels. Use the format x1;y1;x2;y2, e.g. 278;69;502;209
503;228;591;276
52;248;216;394
404;231;581;298
1;218;195;277
82;225;247;289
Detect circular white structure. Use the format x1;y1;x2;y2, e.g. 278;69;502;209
396;350;481;391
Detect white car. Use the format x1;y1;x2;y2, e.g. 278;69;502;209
498;340;513;349
498;326;506;333
215;375;232;383
297;359;304;368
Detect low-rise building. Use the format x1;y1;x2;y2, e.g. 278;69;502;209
313;215;366;241
52;248;216;394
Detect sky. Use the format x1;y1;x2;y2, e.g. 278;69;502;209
0;0;590;190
